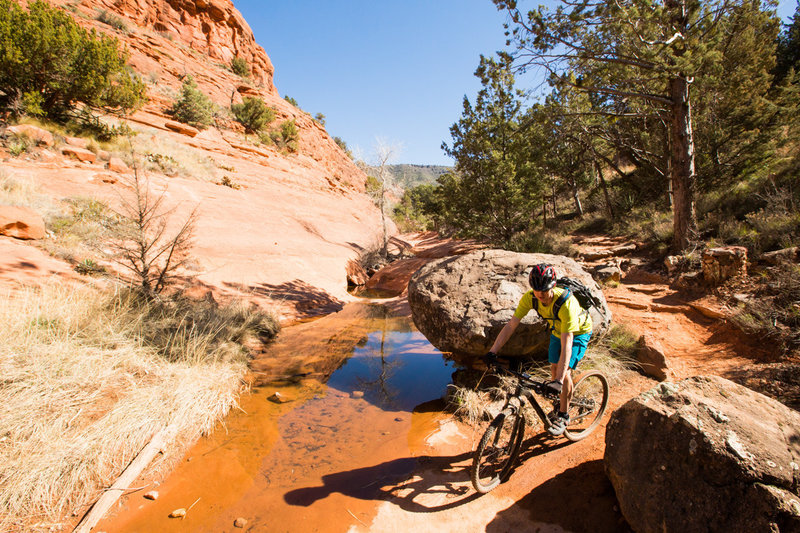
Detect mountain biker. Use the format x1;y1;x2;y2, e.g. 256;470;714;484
484;264;593;436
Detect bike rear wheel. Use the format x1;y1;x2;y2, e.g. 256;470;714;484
471;407;525;493
563;370;609;442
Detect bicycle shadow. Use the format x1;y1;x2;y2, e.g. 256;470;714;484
284;451;483;513
283;431;578;514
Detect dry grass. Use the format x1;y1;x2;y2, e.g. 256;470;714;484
0;170;54;215
0;283;277;532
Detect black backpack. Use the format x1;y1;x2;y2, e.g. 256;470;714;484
535;277;599;333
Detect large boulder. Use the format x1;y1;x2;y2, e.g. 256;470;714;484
605;376;800;533
407;249;612;357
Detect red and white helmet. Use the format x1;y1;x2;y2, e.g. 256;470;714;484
528;264;557;291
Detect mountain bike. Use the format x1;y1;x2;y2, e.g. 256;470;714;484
470;364;610;494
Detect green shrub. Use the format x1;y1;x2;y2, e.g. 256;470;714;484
169;76;213;129
314;112;326;126
230;57;250;78
96;9;127;32
271;119;299;152
283;95;299;107
230;97;274;133
0;0;146;118
8;135;34;157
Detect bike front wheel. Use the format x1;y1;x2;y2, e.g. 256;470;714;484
563;370;610;442
471;407;525;494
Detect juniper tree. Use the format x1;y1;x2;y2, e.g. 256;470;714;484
0;0;146;118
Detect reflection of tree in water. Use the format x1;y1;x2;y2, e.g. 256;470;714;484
355;306;404;408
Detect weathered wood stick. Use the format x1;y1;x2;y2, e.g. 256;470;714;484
73;429;167;533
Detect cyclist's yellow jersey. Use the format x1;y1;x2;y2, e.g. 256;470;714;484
513;287;592;338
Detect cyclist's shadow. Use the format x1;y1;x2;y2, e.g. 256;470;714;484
284;450;481;512
284;432;571;513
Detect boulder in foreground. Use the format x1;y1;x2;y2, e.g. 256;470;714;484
605;375;800;533
407;249;611;357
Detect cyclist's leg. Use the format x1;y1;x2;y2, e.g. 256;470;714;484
563;333;592;411
547;334;560;380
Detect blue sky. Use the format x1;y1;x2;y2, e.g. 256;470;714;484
235;1;799;166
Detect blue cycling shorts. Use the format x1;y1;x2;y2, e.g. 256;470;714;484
548;332;592;368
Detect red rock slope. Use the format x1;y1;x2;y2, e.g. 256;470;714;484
5;0;388;322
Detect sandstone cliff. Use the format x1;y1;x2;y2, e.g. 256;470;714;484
3;0;387;322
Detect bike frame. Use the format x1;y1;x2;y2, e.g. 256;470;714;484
498;368;557;431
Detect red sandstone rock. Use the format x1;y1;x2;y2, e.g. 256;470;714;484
635;333;672;381
164;121;200;137
61;146;96;163
0;206;46;240
91;0;276;91
64;136;89;149
7;124;53;146
702;246;747;284
107;157;129;173
346;259;368;287
4;0;383;323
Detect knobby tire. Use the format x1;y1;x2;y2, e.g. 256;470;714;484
563;370;610;442
471;408;525;494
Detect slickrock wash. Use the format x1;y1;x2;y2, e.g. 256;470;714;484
605;376;800;533
407;250;612;357
4;0;388;322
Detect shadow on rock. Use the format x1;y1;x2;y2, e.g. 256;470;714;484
224;278;344;319
487;459;630;533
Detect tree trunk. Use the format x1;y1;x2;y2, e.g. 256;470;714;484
570;177;583;216
542;201;547;228
664;124;673;209
380;178;388;256
594;159;614;219
669;74;697;252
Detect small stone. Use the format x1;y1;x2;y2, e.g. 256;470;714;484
169;508;186;518
395;417;403;422
767;460;777;468
268;391;293;404
234;517;247;528
144;491;159;500
351;391;364;399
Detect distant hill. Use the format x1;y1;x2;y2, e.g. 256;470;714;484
366;164;452;190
